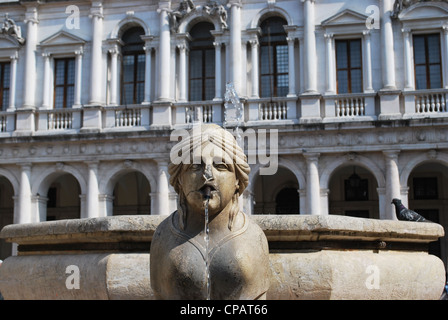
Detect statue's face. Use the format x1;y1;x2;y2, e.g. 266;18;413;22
179;143;238;216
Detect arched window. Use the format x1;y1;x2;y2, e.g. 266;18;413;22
121;27;145;105
189;22;215;101
259;17;289;98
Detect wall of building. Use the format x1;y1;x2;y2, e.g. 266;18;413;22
0;0;447;266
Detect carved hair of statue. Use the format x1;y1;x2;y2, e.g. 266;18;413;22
168;124;250;231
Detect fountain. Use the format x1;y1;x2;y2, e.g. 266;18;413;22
150;124;271;300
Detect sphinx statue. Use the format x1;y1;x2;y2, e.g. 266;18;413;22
150;124;270;300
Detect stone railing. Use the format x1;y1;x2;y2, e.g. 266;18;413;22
5;90;448;135
103;105;151;130
173;101;223;127
323;93;376;121
335;96;366;117
0;113;7;132
258;100;288;121
414;91;447;114
403;89;448;118
246;97;298;125
48;110;74;130
37;108;82;132
115;108;142;127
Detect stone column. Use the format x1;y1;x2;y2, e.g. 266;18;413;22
380;0;396;89
74;49;83;108
402;28;414;90
18;163;33;224
302;0;317;93
383;150;400;220
249;39;259;98
33;194;48;222
42;53;52;109
142;39;153;104
149;192;157;216
443;25;448;89
157;5;171;101
363;30;374;93
7;52;18;111
85;161;100;218
22;6;38;109
377;187;386;220
178;43;188;102
214;41;223;100
89;1;104;106
298;189;306;215
287;37;296;97
304;153;321;215
109;47;119;106
229;0;242;94
324;33;335;94
156;160;170;215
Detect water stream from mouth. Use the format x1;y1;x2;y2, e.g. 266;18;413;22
204;188;211;300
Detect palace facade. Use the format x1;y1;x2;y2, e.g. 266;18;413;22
0;0;447;267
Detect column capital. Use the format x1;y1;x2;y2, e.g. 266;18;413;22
24;6;39;24
443;25;448;34
227;0;242;8
108;47;119;56
383;149;400;159
19;162;32;170
401;28;411;35
324;33;334;40
303;152;320;162
89;1;104;19
10;51;19;61
75;48;84;56
301;0;315;3
85;160;100;169
362;29;371;37
155;158;170;167
177;43;188;52
249;39;259;47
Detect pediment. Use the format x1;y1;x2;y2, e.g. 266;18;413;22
0;34;21;49
40;31;86;47
322;9;368;26
399;2;448;21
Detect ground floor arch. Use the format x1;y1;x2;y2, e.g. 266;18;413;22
328;164;380;219
252;166;300;215
112;171;151;216
43;173;81;221
407;161;448;267
0;176;14;260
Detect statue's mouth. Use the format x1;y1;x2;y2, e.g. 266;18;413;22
199;184;217;199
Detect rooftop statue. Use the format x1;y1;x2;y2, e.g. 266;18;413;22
150;124;270;300
392;0;448;18
0;14;25;45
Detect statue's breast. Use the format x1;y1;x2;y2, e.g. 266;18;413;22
153;214;269;300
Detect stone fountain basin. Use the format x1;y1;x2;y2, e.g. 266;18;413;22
0;215;445;300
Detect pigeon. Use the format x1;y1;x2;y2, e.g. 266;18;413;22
391;198;428;222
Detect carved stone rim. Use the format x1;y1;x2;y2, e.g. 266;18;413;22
0;214;444;247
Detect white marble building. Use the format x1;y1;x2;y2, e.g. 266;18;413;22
0;0;447;267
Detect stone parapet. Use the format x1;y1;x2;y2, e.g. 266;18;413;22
0;215;445;299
